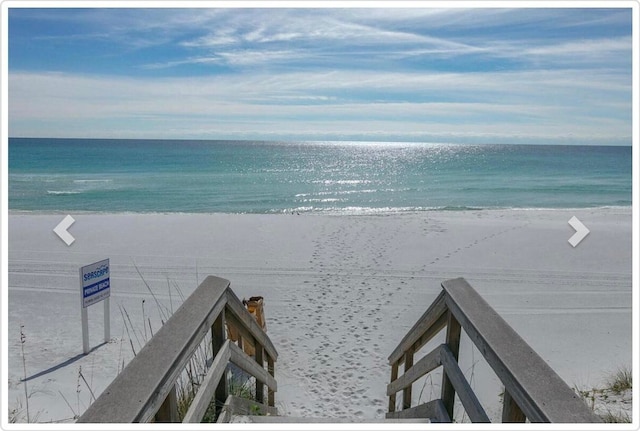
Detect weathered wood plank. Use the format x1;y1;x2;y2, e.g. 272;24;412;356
78;276;230;423
441;310;462;420
225;289;278;360
386;399;451;422
255;345;265;404
182;340;231;423
440;344;490;423
402;347;414;410
266;354;275;407
442;277;600;423
387;344;442;396
502;389;526;423
388;291;447;365
228;342;277;392
154;385;178;422
212;308;228;420
388;362;399;413
432;398;452;423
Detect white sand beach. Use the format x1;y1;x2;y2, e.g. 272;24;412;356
6;208;633;423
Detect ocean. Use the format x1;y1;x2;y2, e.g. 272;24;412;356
8;138;632;214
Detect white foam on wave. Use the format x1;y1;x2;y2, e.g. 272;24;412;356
299;198;345;203
312;179;373;185
46;190;81;195
73;179;113;184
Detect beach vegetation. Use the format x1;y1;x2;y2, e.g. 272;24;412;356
249;403;263;416
175;333;214;421
8;398;27;423
600;410;631;423
575;366;632;423
19;325;30;422
8;396;43;424
607;367;632;394
58;389;78;420
10;326;45;423
416;372;437;406
8;327;47;423
229;374;256;400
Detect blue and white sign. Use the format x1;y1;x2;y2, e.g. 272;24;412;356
80;259;110;308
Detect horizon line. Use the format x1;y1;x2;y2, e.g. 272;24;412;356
6;136;634;147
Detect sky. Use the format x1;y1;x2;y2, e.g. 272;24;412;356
5;4;635;144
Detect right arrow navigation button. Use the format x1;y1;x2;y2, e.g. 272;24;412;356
568;216;589;248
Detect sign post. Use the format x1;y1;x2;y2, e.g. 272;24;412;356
80;259;111;354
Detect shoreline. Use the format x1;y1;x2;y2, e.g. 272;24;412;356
6;208;633;422
7;204;634;216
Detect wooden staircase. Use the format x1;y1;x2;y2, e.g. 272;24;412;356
78;275;600;424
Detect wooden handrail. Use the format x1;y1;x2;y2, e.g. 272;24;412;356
78;276;278;423
387;277;600;423
388;291;447;366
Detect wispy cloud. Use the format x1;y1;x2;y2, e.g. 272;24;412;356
129;9;632;72
524;36;631;59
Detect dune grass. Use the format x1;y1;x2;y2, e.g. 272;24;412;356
575;366;632;424
608;368;632;394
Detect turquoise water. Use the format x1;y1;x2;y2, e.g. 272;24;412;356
8;138;632;214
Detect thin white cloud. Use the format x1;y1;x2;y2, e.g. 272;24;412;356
142;49;307;69
181;33;238;48
217;49;307;66
525;36;631;57
141;56;223;70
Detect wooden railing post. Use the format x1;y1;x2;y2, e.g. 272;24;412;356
154;385;178;422
388;362;399;413
441;309;462;419
267;354;275;407
212;309;228;418
402;347;414;410
255;344;265;404
502;390;526;423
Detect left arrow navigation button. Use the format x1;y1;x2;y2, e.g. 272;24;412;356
54;215;76;246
